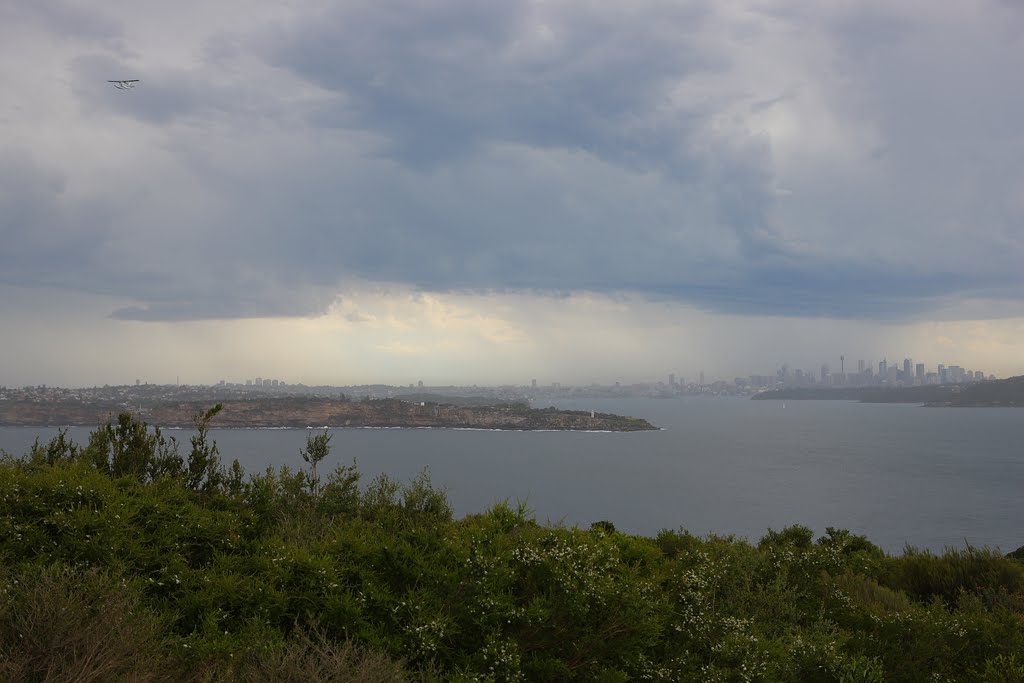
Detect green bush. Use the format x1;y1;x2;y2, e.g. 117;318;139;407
881;545;1024;607
0;564;170;682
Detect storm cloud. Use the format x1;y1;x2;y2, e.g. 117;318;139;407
2;0;1023;324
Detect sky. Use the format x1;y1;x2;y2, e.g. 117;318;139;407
1;0;1023;387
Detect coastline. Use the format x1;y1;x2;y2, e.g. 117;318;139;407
0;397;658;432
751;375;1024;407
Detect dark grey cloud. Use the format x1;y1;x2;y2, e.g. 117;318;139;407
0;149;114;288
0;145;328;321
262;0;716;169
0;0;124;46
229;0;806;312
3;0;1022;323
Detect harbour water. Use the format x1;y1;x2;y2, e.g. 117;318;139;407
2;397;1021;554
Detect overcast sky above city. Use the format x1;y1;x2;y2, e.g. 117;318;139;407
1;0;1022;387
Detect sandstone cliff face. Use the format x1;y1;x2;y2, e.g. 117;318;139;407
0;398;656;431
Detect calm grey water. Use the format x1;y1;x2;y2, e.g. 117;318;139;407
2;398;1021;554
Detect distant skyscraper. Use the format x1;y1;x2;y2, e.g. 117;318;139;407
916;364;925;382
699;371;705;385
669;373;676;386
879;359;887;378
858;360;865;374
903;359;912;380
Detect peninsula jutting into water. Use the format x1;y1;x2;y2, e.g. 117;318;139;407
0;394;656;431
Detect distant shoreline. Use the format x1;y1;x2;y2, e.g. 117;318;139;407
0;396;658;432
751;375;1024;407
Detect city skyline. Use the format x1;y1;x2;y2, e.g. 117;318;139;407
3;350;1006;393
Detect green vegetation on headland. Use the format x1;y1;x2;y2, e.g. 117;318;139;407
752;375;1024;407
0;395;656;431
3;411;1024;681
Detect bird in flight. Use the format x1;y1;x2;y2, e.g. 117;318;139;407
108;79;139;90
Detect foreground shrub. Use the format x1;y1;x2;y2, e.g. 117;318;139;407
0;564;169;682
216;625;416;683
880;545;1024;608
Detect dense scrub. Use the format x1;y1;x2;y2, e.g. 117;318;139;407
1;413;1023;681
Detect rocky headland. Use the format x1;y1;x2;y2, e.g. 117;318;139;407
0;396;657;431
